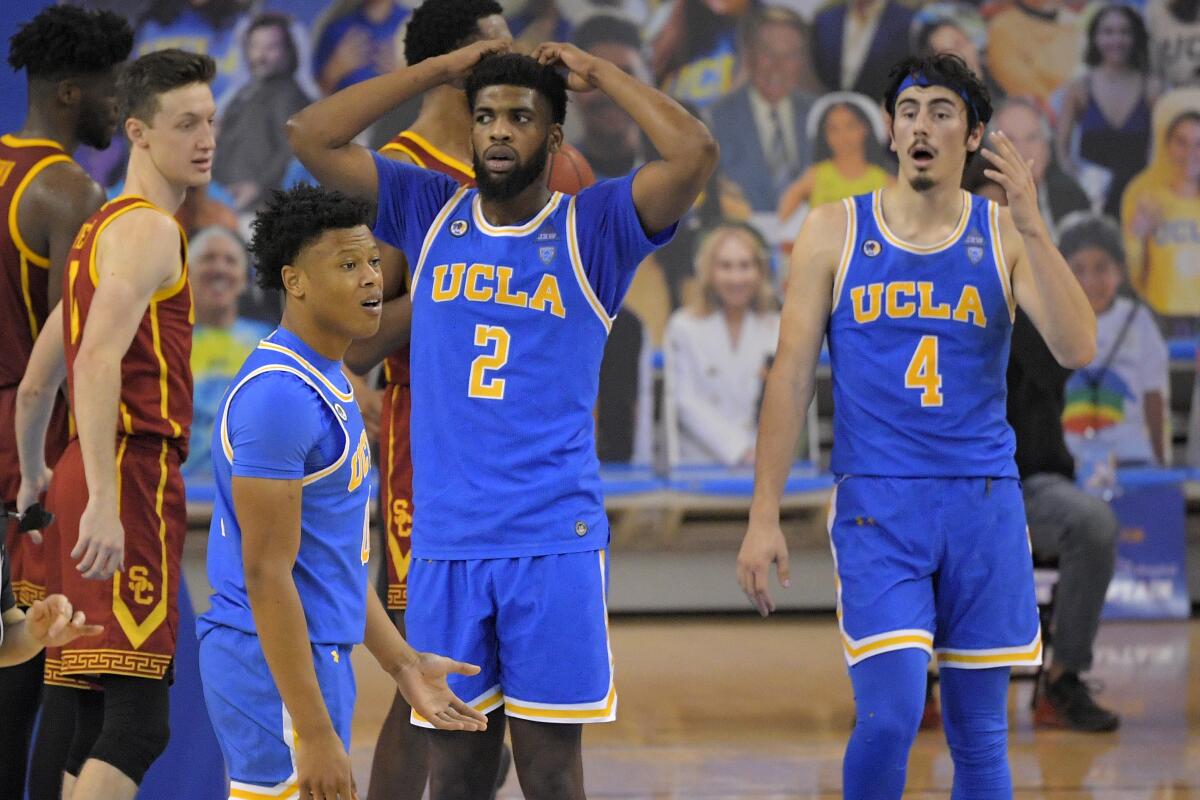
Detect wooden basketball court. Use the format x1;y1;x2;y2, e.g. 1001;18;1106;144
349;615;1200;798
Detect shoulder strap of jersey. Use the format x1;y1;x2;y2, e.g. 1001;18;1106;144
409;185;471;296
830;197;859;312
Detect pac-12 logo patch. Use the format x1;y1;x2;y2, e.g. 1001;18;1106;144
862;240;882;257
449;219;469;237
574;520;588;537
540;246;556;265
964;229;985;264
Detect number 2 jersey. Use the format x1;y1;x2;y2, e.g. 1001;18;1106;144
827;190;1018;478
371;153;673;560
198;327;372;646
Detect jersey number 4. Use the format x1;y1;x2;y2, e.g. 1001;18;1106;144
905;335;943;407
469;324;511;399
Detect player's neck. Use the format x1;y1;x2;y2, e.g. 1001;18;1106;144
478;181;554;227
410;88;472;162
279;311;349;363
122;150;188;214
882;180;965;240
16;105;79;153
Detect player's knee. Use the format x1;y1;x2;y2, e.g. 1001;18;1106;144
514;762;582;800
87;675;170;785
853;696;923;748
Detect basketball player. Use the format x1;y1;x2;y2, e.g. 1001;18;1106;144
0;8;131;797
15;49;216;800
288;41;716;799
339;2;512;794
737;53;1095;798
197;184;486;800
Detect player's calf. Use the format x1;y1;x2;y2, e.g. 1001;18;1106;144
77;675;170;793
428;708;508;800
509;718;585;800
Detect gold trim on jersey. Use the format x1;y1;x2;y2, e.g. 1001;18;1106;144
409;186;471;296
871;189;971;255
401;131;474;176
60;648;173;679
565;196;613;333
149;301;183;438
988;201;1015;322
256;340;355;403
471;191;563;237
111;438;170;649
9;153;73;340
0;134;65;151
830;198;858;311
86;199;159;288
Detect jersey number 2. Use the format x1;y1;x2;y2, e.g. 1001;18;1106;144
905;335;943;407
469;324;510;399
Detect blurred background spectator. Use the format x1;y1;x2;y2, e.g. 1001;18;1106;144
184;227;272;480
666;222;779;466
312;0;409;95
598;311;655;464
1060;213;1169;468
777;93;891;221
213;12;312;213
1055;4;1158;217
1147;0;1200;88
811;0;915;100
909;3;995;97
1121;89;1200;328
709;5;817;213
135;0;253;99
650;0;750;109
976;98;1090;238
987;0;1086;105
506;0;573;50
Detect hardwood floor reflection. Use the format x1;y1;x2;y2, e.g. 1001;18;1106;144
350;616;1200;798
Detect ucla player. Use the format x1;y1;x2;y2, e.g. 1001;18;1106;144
287;39;716;799
738;54;1096;798
197;186;487;800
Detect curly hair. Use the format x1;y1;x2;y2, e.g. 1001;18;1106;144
8;6;132;81
882;53;993;131
119;49;216;123
404;0;505;66
1058;212;1125;266
466;53;568;125
249;184;372;290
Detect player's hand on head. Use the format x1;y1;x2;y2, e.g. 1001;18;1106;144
441;37;512;84
396;652;489;731
26;594;103;648
980;131;1043;238
531;42;600;92
295;727;357;800
15;465;53;544
737;519;791;618
72;501;125;580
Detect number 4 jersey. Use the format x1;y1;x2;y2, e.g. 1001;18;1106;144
371;152;673;560
828;190;1018;478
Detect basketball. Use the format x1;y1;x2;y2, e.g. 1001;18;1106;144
547;143;596;194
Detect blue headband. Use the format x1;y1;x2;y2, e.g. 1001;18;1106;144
896;72;978;123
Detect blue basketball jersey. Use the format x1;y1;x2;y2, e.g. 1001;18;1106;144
198;328;373;646
827;190;1018;478
371;154;671;559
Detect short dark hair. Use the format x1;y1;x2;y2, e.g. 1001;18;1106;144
572;14;643;52
119;49;216;123
882;53;992;131
245;12;299;74
1058;212;1125;266
249;184;372;290
1167;110;1200;141
404;0;505;66
1084;5;1149;72
740;5;808;52
8;6;132;81
466;53;568;125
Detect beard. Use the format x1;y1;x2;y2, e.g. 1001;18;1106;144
909;174;935;192
474;138;550;201
77;102;114;150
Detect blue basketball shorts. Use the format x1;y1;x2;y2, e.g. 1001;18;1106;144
198;624;355;798
405;549;616;726
827;476;1042;669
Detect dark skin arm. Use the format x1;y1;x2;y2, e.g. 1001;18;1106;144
19;162;106;308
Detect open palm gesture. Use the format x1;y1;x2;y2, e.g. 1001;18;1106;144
395;652;489;731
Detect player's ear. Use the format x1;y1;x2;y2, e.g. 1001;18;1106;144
548;123;563;154
125;117;148;149
966;121;984;154
885;113;897;153
281;264;304;299
55;79;81;109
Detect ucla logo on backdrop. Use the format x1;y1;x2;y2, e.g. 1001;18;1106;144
539;246;556;265
449;219;469;237
964;229;985;265
862;240;881;257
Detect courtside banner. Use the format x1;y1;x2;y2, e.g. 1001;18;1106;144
1103;473;1191;620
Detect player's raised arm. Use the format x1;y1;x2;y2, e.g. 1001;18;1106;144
532;41;718;235
71;209;183;580
286;38;511;201
737;201;844;617
981;130;1096;368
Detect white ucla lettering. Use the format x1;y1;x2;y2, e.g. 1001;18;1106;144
851;282;987;329
427;263;564;318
